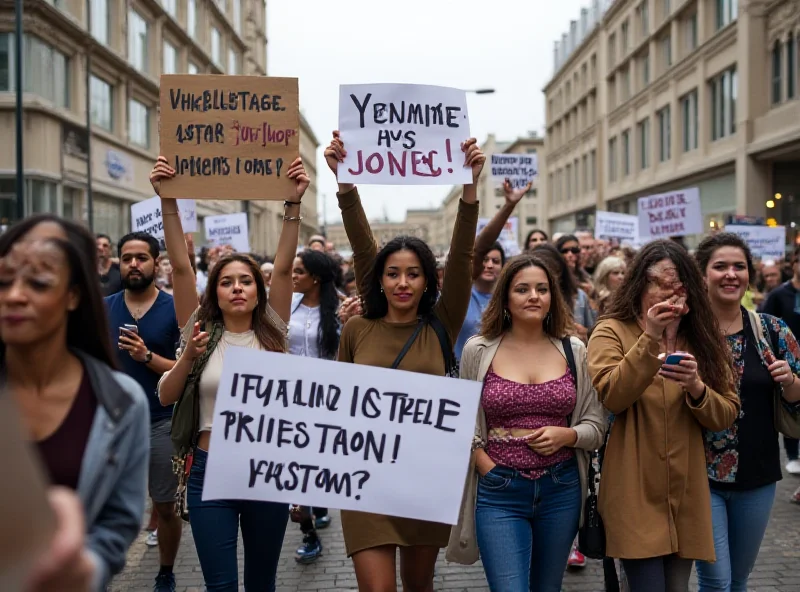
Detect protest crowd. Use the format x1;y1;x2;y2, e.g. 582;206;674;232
8;80;800;592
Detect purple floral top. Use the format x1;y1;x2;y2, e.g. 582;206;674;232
482;366;576;479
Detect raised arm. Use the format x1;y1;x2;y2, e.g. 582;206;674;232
325;131;377;291
268;158;310;324
471;179;530;280
435;138;484;340
149;157;198;327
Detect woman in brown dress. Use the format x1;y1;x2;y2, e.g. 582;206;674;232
324;130;484;591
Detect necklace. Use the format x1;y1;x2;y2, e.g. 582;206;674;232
721;314;740;335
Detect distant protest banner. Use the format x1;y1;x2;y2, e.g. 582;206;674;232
337;83;471;186
205;212;250;253
476;217;521;256
131;196;197;248
202;348;481;524
725;225;786;259
637;187;702;239
490;154;538;189
159;75;299;200
595;211;639;242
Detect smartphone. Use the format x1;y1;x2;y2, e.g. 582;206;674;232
121;324;138;335
664;353;687;365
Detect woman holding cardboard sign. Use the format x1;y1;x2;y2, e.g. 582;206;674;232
151;155;310;592
324;130;483;592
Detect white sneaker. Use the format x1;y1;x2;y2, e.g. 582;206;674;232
146;529;159;547
785;460;800;475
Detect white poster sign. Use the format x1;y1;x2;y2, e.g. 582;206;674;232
490;154;538;189
637;187;703;239
337;83;471;186
202;348;481;524
476;217;521;257
725;225;787;259
595;211;639;241
131;196;197;248
205;212;250;253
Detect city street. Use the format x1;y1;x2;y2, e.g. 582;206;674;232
112;468;800;591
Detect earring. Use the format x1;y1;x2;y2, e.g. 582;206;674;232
503;309;511;324
380;286;384;293
544;312;552;331
424;286;428;292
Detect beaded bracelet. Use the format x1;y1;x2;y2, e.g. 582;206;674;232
471;435;487;451
283;215;303;222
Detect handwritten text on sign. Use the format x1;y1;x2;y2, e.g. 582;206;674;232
637;187;702;238
476;217;521;257
158;75;299;200
131;197;197;249
595;211;639;242
725;225;787;260
337;84;471;186
204;212;250;253
490;153;538;189
202;348;481;524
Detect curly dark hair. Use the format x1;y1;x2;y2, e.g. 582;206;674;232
481;254;571;340
602;239;733;394
199;253;285;352
361;236;438;319
695;233;756;283
298;250;341;359
531;243;578;308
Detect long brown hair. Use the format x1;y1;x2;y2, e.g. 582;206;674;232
602;240;733;394
481;254;571;340
198;253;286;352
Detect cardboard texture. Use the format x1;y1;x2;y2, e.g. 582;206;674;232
159;75;300;200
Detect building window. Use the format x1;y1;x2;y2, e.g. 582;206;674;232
29;180;57;214
162;0;176;17
0;33;9;90
685;13;698;53
658;106;671;162
91;0;109;44
772;41;782;105
681;89;698;151
188;62;199;75
211;27;221;66
589;150;596;190
575;158;581;195
621;65;630;100
128;10;148;72
163;41;177;75
608;33;616;67
5;35;70;107
608;137;618;183
622;129;631;176
638;2;649;37
90;75;112;130
187;0;197;39
227;48;237;74
621;20;629;53
711;67;737;140
716;0;737;30
789;34;796;100
566;164;572;199
662;0;670;20
641;50;650;88
661;34;672;69
128;99;150;148
233;0;241;33
638;118;650;170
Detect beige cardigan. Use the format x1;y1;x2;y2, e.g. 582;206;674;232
446;334;608;565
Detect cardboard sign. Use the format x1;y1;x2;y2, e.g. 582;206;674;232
637;187;702;239
595;211;639;241
202;348;481;524
337;83;471;186
476;217;521;257
159;75;299;200
725;225;787;260
490;153;538;189
131;197;197;249
204;212;250;253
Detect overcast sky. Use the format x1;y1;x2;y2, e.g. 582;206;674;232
267;0;586;223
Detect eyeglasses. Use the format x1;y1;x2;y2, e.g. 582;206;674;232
560;247;580;255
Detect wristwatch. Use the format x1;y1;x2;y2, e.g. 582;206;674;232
143;350;153;363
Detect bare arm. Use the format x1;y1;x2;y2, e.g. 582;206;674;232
158;352;193;407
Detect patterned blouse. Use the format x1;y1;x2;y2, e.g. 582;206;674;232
705;311;800;489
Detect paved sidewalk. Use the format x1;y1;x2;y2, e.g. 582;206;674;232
112;470;800;591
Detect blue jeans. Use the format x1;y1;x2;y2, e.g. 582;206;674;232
187;448;289;592
695;482;777;592
475;458;582;592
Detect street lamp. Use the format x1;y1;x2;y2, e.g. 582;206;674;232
468;88;496;95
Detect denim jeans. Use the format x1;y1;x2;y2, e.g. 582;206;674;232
187;448;289;592
475;458;582;592
695;482;777;592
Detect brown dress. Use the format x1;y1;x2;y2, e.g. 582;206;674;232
336;187;478;556
587;318;739;561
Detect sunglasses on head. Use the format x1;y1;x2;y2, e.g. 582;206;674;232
560;247;580;255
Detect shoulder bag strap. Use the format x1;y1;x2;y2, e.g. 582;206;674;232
562;336;579;426
428;314;456;375
391;320;425;370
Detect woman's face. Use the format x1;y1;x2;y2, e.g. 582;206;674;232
0;224;78;348
479;249;503;285
292;257;316;294
381;249;426;314
705;246;749;306
559;240;580;270
158;257;172;279
216;261;258;317
527;232;547;249
607;266;626;291
507;265;551;326
641;258;685;314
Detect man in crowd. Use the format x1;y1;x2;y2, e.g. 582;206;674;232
307;235;326;251
104;232;183;592
756;260;783;311
97;233;123;296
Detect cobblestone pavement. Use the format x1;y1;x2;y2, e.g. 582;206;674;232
112;469;800;591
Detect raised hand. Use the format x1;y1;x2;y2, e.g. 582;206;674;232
324;131;346;178
149;156;175;196
503;178;533;205
461;138;486;182
286;157;310;201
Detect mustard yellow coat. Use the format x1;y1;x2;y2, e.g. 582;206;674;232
587;319;739;561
